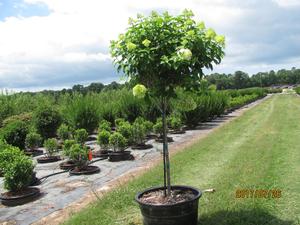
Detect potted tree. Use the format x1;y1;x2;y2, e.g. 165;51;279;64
68;144;100;175
110;10;225;225
94;130;112;158
108;132;132;162
25;132;43;156
59;139;77;170
0;150;40;206
37;138;61;163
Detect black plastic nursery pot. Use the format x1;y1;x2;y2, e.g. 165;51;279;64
0;187;40;207
132;143;153;150
108;151;134;162
92;150;112;158
135;185;202;225
155;136;174;143
37;155;61;163
69;165;100;175
59;160;76;170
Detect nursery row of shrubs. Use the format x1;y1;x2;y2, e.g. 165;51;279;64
0;87;272;151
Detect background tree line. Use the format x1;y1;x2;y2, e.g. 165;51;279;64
206;67;300;90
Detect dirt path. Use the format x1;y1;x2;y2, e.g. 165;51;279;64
0;95;272;225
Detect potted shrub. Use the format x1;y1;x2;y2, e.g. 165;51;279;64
25;132;43;156
153;118;173;143
34;106;62;139
0;152;40;206
108;132;132;162
68;144;100;175
144;120;155;139
132;119;153;150
74;128;89;146
0;141;21;177
111;10;225;225
37;138;60;163
116;121;134;145
59;139;76;170
57;124;73;141
0;119;29;150
98;119;112;132
94;130;112;158
168;114;185;134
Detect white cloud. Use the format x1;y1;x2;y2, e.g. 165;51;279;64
273;0;300;7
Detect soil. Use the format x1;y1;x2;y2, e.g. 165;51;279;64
139;189;196;205
37;156;61;163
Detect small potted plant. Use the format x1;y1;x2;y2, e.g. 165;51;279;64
57;124;73;141
0;150;40;206
59;139;76;170
168;114;185;134
108;132;132;162
116;121;134;145
37;138;60;163
131;119;153;150
68;144;100;175
74;128;89;146
153;118;173;143
93;130;112;158
144;120;155;139
25;132;43;156
98;119;112;132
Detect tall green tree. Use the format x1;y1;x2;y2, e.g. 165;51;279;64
111;10;225;196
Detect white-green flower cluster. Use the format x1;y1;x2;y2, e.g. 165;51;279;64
133;84;147;99
177;48;192;61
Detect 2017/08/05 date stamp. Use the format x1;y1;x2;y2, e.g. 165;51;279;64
236;189;282;198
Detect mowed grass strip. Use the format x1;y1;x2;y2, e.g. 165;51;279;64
63;94;300;225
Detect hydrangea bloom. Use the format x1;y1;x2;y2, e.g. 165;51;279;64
126;42;137;51
215;35;225;46
177;48;192;61
133;84;147;99
142;39;151;47
206;28;216;39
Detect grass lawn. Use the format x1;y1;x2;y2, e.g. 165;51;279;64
64;94;300;225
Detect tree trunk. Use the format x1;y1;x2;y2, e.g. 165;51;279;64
162;97;171;196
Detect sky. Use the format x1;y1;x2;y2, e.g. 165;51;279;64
0;0;300;91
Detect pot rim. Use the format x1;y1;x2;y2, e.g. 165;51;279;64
0;187;40;200
135;185;202;208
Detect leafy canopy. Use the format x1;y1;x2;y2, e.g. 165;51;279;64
110;9;225;97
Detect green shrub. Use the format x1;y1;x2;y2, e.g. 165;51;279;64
25;132;42;150
63;139;76;157
62;94;99;133
68;144;88;169
144;120;153;135
109;132;127;151
0;144;24;173
2;112;33;128
4;154;34;192
115;118;126;128
117;121;133;144
98;119;111;132
74;129;88;145
34;106;62;139
44;138;58;156
153;118;164;137
168;115;183;130
132;121;146;145
0;120;29;149
57;124;72;141
97;130;111;150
